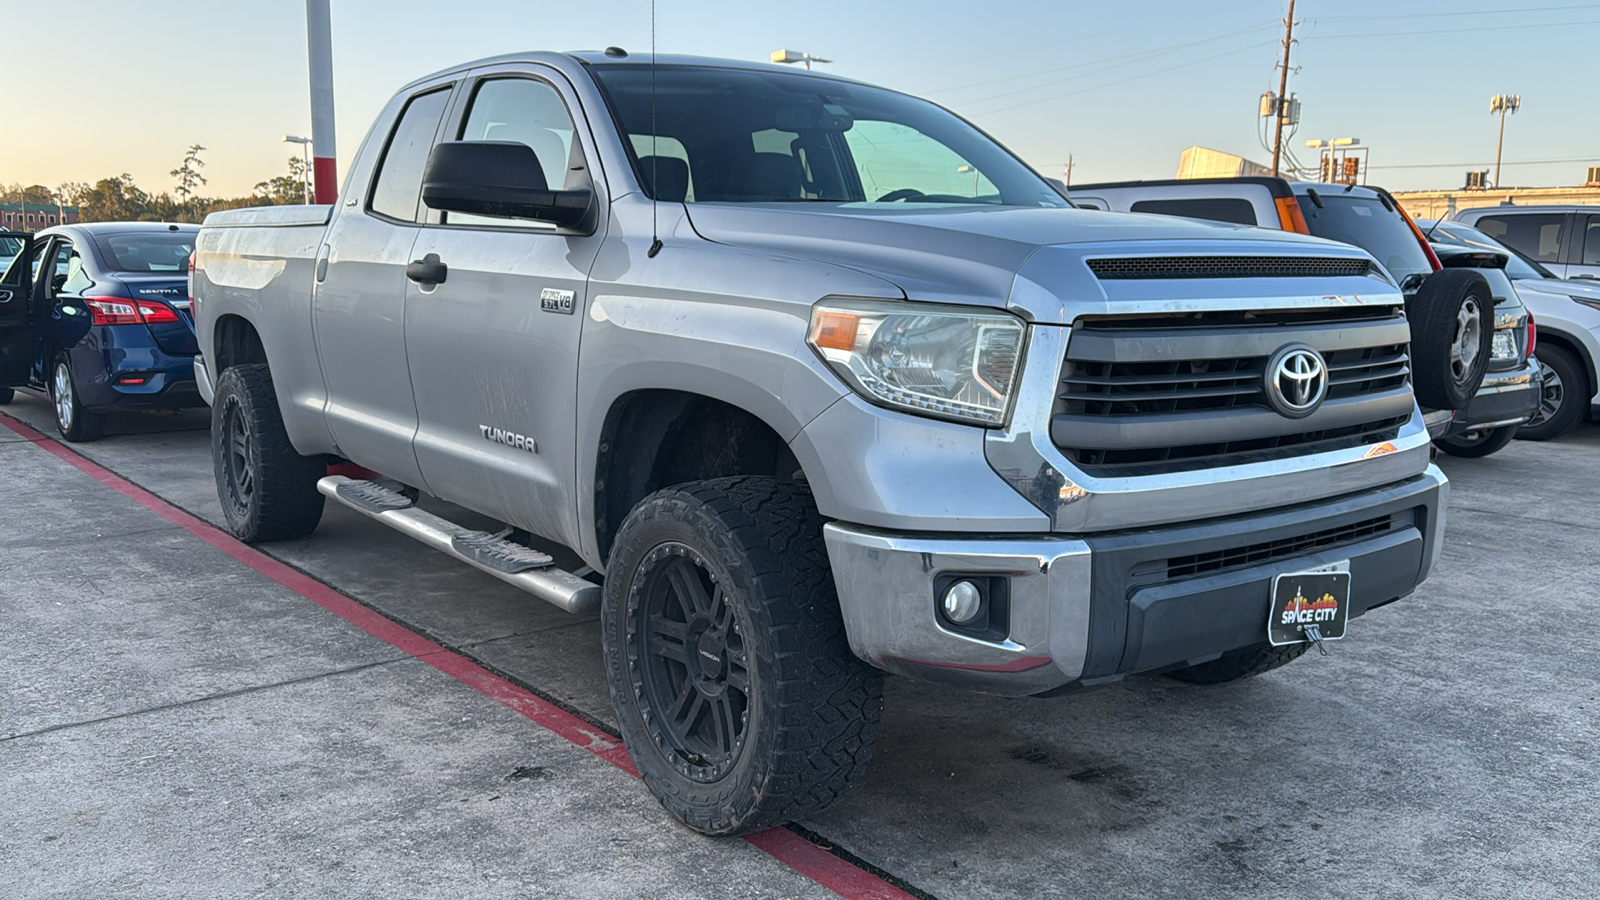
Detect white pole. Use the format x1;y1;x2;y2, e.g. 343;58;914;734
306;0;337;203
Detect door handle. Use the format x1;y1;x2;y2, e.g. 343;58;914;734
406;253;447;286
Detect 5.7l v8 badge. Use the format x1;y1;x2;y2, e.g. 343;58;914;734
540;287;575;315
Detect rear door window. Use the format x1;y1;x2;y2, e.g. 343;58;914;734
369;88;452;222
1474;213;1565;264
1583;215;1600;266
1129;197;1258;226
1298;193;1433;285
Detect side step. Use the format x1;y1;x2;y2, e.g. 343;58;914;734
317;476;600;615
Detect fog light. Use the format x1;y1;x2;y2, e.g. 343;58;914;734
941;580;984;624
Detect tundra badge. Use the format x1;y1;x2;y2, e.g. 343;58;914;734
480;425;537;453
540;287;575;315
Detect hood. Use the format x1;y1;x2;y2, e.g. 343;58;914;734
682;203;1368;318
1516;273;1600;303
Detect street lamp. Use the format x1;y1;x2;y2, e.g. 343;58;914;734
957;164;979;197
1305;138;1363;184
1489;94;1520;190
770;49;830;71
283;135;312;204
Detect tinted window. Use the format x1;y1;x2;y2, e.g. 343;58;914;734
1427;221;1553;280
92;232;194;273
1584;216;1600;265
589;65;1067;207
1474;213;1565;263
1130;197;1257;226
369;88;452;222
1299;194;1433;284
448;78;584;227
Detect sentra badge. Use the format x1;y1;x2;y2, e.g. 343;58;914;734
540;287;575;315
479;425;537;453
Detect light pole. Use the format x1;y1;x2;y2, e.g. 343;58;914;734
1305;137;1362;184
770;49;830;71
957;165;979;197
1489;94;1520;190
283;135;312;204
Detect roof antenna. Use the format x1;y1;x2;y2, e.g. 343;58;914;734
647;0;663;259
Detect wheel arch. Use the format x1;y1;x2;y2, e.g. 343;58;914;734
1533;327;1597;398
590;389;807;567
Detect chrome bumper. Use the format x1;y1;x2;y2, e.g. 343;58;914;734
825;466;1448;697
194;353;215;406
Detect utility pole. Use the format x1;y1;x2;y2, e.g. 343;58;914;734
1490;94;1520;190
1271;0;1297;177
1064;154;1074;189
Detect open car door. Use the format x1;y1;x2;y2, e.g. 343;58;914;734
0;232;37;388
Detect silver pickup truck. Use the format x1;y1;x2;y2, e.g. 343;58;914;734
191;51;1448;836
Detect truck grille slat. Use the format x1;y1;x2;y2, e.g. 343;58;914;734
1054;312;1411;476
1151;511;1413;581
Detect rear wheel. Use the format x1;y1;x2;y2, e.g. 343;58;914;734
212;364;325;542
50;355;106;442
1167;642;1309;685
0;387;13;405
1408;270;1494;411
1518;346;1586;441
602;476;883;836
1435;424;1519;458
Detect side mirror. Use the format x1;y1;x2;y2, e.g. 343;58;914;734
421;141;592;230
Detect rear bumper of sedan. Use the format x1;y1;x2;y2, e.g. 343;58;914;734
68;327;202;413
1444;358;1540;437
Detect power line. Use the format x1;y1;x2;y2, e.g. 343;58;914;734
1369;157;1598;170
887;0;1277;80
1312;3;1600;21
939;24;1277;109
968;40;1280;117
1311;17;1600;39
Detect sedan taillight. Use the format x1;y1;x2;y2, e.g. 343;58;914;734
84;296;181;326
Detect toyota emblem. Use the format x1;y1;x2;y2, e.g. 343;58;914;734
1264;344;1328;418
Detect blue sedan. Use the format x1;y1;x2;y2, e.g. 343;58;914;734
0;222;201;441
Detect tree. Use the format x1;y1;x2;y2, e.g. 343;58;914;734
170;144;208;201
255;155;311;205
2;184;57;206
74;174;155;223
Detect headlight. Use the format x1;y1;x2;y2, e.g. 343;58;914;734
808;300;1026;426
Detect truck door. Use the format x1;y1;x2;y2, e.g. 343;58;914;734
310;83;455;487
402;68;607;550
0;233;37;388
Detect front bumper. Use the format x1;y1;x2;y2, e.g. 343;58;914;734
824;466;1448;696
1443;358;1540;437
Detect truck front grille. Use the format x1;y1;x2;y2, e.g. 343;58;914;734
1052;310;1413;476
1161;511;1408;580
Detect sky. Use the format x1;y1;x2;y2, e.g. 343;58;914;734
3;0;1596;199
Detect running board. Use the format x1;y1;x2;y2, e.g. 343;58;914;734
317;476;600;615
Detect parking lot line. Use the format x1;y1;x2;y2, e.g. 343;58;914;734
0;411;920;900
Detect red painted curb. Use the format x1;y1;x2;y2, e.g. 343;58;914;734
0;412;916;900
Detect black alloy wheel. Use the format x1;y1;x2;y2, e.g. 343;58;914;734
632;544;750;781
1518;346;1587;441
218;392;256;524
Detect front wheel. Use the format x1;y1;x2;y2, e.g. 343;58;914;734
1434;425;1519;458
211;364;325;542
50;355;106;442
602;476;884;836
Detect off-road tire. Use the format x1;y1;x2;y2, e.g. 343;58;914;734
1435;425;1518;458
50;354;106;442
602;475;884;836
212;364;325;542
1518;346;1586;441
1407;269;1494;411
1167;642;1310;685
0;386;14;405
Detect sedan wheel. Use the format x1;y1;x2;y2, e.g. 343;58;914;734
49;356;106;442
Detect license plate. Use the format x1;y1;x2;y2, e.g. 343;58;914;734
1268;564;1351;646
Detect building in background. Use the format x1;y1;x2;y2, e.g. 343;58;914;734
1;203;80;232
1393;168;1600;220
1176;147;1272;180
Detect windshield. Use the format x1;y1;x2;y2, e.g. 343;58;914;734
588;65;1067;207
1420;220;1554;280
92;232;195;274
1297;192;1434;286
